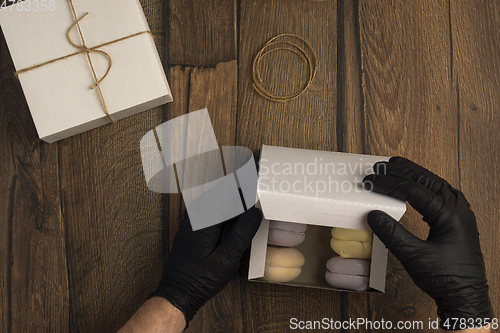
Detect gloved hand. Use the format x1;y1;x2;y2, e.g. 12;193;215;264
363;157;494;329
151;206;262;327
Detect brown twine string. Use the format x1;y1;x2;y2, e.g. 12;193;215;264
14;0;154;123
252;34;318;103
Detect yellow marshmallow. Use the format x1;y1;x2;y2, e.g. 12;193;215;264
331;227;373;242
330;227;373;259
330;238;373;259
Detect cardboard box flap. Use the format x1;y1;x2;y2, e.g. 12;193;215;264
257;145;407;229
248;214;269;280
370;236;388;292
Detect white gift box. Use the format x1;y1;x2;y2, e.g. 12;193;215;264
0;0;173;143
249;145;407;293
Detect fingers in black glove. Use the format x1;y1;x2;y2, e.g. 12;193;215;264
373;156;470;206
366;210;425;263
218;206;263;260
364;173;452;228
363;158;494;329
151;207;263;326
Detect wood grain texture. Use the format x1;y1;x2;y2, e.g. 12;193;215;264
0;29;14;333
337;1;371;329
237;1;342;332
166;61;241;333
161;65;190;254
188;62;242;332
238;0;338;153
1;0;499;331
167;0;237;67
56;3;168;332
451;0;500;319
359;0;458;329
0;30;69;333
59;111;166;332
163;0;241;328
338;0;364;155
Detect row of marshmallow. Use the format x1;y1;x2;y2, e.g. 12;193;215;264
263;221;373;291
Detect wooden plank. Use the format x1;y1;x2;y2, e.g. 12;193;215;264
339;0;364;155
237;1;342;332
451;0;500;318
0;28;14;333
59;105;166;333
140;0;166;34
172;60;240;332
0;29;69;332
337;0;371;328
165;0;240;327
151;62;239;332
237;0;338;153
359;0;457;328
12;142;69;333
168;61;242;332
58;2;169;331
167;0;237;67
162;65;191;253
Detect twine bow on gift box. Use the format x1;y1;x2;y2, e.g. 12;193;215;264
14;0;153;122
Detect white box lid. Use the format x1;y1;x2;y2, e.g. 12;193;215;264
257;145;407;230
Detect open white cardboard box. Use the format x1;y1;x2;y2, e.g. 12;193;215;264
248;145;407;293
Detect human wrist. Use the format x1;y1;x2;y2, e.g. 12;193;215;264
151;277;204;325
152;297;187;332
117;297;186;333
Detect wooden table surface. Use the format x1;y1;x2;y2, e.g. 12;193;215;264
1;0;499;332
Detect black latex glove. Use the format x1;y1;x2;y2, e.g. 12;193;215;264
151;206;262;327
363;157;494;329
